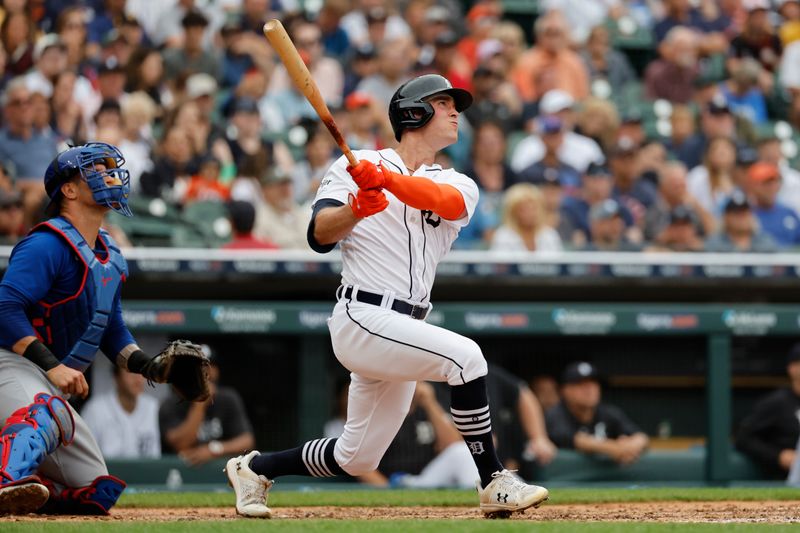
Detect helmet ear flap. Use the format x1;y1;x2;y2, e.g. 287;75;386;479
390;99;435;141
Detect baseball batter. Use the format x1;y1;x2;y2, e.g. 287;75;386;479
0;142;210;515
226;74;549;518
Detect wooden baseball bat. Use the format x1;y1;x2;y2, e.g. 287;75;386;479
263;19;358;167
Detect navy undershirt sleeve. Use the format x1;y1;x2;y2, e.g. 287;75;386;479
307;199;345;254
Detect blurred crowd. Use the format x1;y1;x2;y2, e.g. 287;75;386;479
0;0;799;252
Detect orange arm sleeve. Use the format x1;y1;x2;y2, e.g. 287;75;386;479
379;163;466;220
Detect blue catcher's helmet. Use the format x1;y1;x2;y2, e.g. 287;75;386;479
388;74;472;141
44;142;132;217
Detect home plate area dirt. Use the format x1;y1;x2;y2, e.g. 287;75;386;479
1;501;799;523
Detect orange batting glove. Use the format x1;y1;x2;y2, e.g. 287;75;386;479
349;188;389;218
347;160;385;190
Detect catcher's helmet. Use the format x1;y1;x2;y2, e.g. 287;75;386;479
44;142;132;217
388;74;472;141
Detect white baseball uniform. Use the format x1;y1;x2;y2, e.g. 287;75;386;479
81;391;161;459
312;148;486;475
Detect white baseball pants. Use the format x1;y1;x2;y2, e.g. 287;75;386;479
327;297;487;476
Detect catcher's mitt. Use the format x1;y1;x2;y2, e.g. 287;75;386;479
147;340;211;402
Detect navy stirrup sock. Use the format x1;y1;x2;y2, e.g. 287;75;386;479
249;438;346;479
450;376;504;487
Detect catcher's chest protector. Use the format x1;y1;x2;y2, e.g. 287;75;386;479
29;218;128;371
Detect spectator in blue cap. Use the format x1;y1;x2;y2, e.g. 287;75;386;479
516;115;581;191
705;189;778;252
647;204;705;252
580;198;642;251
561;163;635;249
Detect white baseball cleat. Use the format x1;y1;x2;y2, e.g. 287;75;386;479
0;478;50;515
476;469;549;518
224;451;273;518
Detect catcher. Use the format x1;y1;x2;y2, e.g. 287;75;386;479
0;143;211;515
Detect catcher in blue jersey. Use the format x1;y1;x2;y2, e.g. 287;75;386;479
0;142;211;515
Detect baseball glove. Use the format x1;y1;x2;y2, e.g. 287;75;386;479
145;340;211;402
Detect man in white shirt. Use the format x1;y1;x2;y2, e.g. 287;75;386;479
511;89;605;174
81;366;161;459
253;169;311;250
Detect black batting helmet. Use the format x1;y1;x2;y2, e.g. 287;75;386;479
388;74;472;141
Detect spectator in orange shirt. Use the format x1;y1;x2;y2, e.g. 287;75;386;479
511;10;589;103
458;3;501;70
183;155;230;205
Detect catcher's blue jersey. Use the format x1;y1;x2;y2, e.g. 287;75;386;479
0;217;134;368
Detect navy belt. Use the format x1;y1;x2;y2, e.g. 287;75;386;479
341;286;428;320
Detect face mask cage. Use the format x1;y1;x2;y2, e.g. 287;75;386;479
76;143;132;217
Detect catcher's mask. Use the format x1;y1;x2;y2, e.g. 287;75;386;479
44;142;132;217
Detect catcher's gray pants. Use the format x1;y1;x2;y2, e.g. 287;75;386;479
0;348;107;488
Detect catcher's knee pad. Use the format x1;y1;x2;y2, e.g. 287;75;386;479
0;393;75;485
39;475;126;515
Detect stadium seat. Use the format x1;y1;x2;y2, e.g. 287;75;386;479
501;0;541;14
604;17;654;50
612;81;646;116
106;211;174;247
181;200;232;247
699;53;728;84
128;196;182;222
170;223;211;248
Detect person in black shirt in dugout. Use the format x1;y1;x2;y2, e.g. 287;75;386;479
545;362;649;465
737;344;800;479
159;344;255;465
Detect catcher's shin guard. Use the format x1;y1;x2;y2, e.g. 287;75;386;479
39;475;126;515
0;393;75;486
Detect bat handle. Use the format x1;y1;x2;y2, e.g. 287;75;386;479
344;150;358;167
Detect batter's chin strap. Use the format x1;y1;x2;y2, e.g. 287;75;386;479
38;475;127;515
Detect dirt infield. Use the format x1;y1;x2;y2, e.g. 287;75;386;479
1;501;799;523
